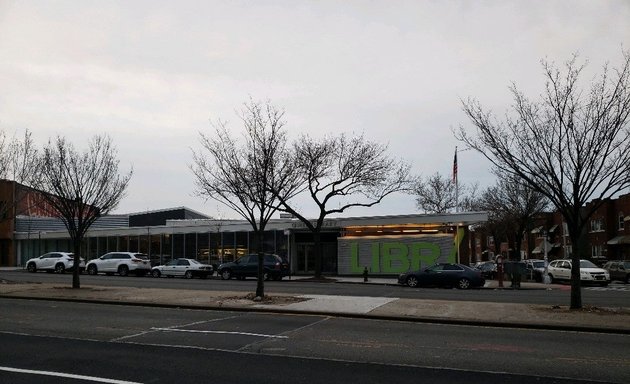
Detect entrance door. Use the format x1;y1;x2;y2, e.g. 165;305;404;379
296;243;316;273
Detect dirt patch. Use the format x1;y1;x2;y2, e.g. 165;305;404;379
536;305;630;315
219;293;307;306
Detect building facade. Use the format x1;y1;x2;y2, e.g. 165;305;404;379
12;207;487;276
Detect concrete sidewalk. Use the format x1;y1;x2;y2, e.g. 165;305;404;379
1;277;629;334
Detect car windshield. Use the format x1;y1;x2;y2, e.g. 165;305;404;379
189;259;201;265
622;262;630;268
580;260;598;268
533;261;545;268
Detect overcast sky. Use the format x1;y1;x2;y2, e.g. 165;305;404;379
1;0;629;219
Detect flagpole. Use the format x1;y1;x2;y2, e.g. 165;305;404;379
453;146;460;264
454;146;458;213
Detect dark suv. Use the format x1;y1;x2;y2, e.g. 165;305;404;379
603;260;630;284
217;254;289;281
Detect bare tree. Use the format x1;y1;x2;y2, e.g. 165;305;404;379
31;135;132;289
478;170;549;274
457;51;630;308
191;100;302;298
413;172;480;213
0;129;40;220
269;133;413;278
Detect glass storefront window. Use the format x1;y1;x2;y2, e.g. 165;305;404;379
98;237;107;258
185;233;196;259
119;236;129;252
150;234;161;265
264;231;275;254
209;232;221;266
173;234;184;259
128;236;139;252
197;233;209;263
108;237;117;253
276;230;288;260
162;234;172;264
88;237;98;259
221;232;235;263
139;234;149;255
235;232;248;258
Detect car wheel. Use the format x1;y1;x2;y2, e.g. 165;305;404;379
118;265;129;277
263;271;270;281
457;278;471;289
55;263;65;274
184;270;193;279
406;276;419;288
221;269;232;280
152;270;161;278
27;262;37;273
548;274;556;284
87;265;98;275
273;274;283;281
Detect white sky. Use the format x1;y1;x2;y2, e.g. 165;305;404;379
1;0;628;219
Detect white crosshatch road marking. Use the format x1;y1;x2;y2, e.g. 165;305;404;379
150;327;289;339
0;366;143;384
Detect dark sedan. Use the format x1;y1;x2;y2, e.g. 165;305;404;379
398;263;486;289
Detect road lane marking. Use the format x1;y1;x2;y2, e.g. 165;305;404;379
0;366;143;384
150;327;288;338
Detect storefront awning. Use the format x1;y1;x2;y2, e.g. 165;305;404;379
607;235;630;245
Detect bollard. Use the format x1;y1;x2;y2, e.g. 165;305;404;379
363;266;368;282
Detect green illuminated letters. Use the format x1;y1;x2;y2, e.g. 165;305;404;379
382;242;410;273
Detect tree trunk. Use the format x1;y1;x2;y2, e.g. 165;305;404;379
569;235;583;309
72;237;81;289
313;230;322;279
255;231;265;298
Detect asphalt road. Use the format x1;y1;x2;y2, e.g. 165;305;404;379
1;299;629;383
2;270;629;307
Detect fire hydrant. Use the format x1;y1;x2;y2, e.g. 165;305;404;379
363;266;368;282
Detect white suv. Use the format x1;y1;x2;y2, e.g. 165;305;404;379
86;252;151;277
546;259;610;286
25;252;85;274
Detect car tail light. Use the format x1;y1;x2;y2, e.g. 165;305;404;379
131;258;142;263
274;262;281;270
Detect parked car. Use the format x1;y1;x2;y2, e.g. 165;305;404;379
474;261;497;279
546;259;610;285
25;252;85;274
217;253;289;281
398;263;486;289
151;258;214;279
86;252;151;277
524;259;547;282
602;260;630;284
